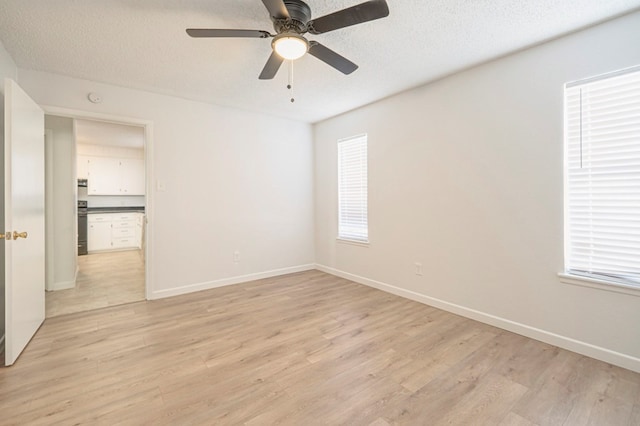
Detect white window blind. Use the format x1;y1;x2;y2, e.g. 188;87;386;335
564;66;640;287
338;135;368;243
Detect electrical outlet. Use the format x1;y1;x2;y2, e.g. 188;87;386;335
414;262;423;276
233;250;240;263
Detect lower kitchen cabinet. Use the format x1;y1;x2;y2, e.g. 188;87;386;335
135;214;144;249
112;214;136;248
88;221;112;252
88;212;144;252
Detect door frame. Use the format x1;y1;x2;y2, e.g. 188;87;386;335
42;105;154;300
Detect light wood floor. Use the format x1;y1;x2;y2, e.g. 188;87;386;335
45;250;145;318
3;270;639;425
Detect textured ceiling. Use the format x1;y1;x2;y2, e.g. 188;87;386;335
1;0;639;123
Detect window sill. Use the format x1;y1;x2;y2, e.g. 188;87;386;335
336;238;370;247
558;273;640;297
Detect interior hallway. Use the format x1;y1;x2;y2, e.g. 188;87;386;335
45;250;145;318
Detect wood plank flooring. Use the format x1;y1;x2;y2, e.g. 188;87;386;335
2;270;639;425
45;250;145;318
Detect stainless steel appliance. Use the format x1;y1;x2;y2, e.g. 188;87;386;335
78;179;88;201
78;200;88;255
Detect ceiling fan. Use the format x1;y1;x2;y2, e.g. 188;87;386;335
186;0;390;80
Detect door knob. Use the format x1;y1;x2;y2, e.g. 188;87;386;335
13;231;28;239
0;232;11;240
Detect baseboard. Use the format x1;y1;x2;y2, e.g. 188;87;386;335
315;264;640;373
150;264;316;300
49;279;76;291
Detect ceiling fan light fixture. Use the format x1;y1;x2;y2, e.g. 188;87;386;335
273;33;308;60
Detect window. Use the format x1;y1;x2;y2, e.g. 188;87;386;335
564;66;640;288
338;134;368;243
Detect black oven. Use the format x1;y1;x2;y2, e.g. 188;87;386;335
78;200;88;255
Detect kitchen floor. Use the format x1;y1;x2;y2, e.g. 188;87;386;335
45;250;145;318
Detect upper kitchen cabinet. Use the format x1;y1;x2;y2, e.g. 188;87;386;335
76;119;145;195
119;158;145;195
87;156;145;195
77;155;90;179
87;156;120;194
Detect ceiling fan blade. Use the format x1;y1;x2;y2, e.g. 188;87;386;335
261;0;290;19
259;51;285;80
308;42;358;75
308;0;389;35
186;29;271;38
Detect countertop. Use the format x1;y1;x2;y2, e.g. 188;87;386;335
87;207;145;214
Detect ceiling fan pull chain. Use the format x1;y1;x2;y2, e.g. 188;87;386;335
288;60;295;103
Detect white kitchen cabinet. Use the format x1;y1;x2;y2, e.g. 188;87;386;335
112;237;137;249
135;214;144;249
119;159;145;195
86;156;145;195
87;156;121;195
88;221;112;252
111;212;138;222
88;212;143;252
77;155;90;179
112;213;136;248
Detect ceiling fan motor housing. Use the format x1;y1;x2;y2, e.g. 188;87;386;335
273;0;312;34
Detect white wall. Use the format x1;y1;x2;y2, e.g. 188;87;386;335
18;70;315;298
44;115;77;290
0;39;18;344
314;11;640;372
77;143;144;159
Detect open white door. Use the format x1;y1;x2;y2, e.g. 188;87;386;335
3;78;45;366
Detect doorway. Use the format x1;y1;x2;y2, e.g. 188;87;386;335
43;115;150;318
